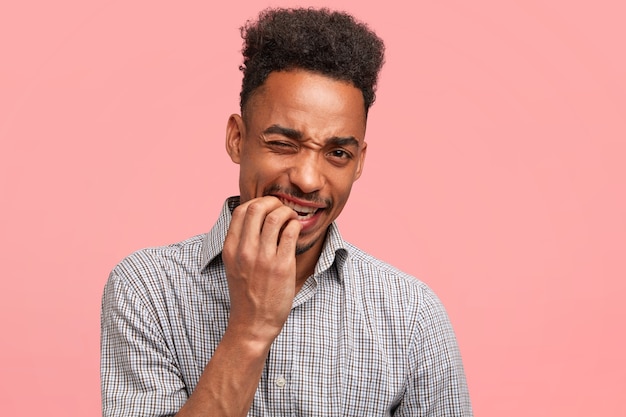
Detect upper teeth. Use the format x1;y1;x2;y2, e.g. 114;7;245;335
279;198;318;214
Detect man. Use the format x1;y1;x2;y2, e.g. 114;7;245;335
101;7;472;416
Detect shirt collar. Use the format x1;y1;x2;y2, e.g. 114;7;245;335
200;196;349;278
200;196;239;270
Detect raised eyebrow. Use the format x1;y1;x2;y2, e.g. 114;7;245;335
262;125;302;140
328;136;360;148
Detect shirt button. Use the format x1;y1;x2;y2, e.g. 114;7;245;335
275;376;286;387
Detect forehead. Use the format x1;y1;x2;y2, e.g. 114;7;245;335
245;70;367;139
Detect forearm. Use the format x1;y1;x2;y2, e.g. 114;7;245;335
175;329;272;417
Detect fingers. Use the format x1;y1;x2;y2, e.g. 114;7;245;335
229;196;299;255
258;208;300;256
226;197;276;254
222;196;301;342
276;219;301;258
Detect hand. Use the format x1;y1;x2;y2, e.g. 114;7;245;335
222;196;302;346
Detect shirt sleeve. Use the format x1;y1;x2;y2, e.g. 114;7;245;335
395;287;473;416
101;268;188;417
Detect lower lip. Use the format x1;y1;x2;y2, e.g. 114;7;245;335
297;209;324;233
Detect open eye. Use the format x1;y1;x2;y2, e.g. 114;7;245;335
327;149;353;165
329;149;351;159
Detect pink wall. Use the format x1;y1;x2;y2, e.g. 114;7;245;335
1;1;624;415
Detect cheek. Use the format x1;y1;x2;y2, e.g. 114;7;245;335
329;175;357;206
239;156;284;191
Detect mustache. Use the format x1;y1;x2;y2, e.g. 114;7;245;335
263;184;332;208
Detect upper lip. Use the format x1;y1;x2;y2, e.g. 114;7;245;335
271;193;327;209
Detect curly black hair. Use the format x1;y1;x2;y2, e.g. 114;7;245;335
239;8;385;117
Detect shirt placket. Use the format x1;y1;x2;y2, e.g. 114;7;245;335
265;312;294;416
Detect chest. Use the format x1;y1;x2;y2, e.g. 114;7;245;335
164;273;412;415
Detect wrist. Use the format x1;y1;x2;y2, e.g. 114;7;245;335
221;323;277;358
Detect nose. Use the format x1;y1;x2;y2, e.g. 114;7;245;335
288;151;325;194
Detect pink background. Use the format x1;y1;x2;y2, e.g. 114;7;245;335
1;0;625;415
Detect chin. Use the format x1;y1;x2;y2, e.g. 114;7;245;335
295;235;321;256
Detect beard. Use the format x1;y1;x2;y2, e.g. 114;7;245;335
295;235;321;256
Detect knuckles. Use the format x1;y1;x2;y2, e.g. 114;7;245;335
279;221;300;241
264;211;285;227
243;201;264;216
242;196;281;216
233;198;296;230
224;196;299;266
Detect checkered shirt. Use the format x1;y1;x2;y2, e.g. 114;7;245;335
101;197;472;416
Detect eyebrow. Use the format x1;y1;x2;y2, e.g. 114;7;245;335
328;136;360;148
262;124;360;148
263;125;302;140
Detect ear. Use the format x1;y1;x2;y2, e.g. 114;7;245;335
354;141;367;181
225;114;245;164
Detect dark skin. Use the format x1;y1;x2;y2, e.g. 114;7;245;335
176;69;367;416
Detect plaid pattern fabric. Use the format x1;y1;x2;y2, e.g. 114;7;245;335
101;197;472;416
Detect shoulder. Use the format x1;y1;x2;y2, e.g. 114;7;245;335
108;234;206;295
344;242;432;297
339;242;461;374
343;242;450;326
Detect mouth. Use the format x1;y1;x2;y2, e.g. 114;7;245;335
276;196;324;220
